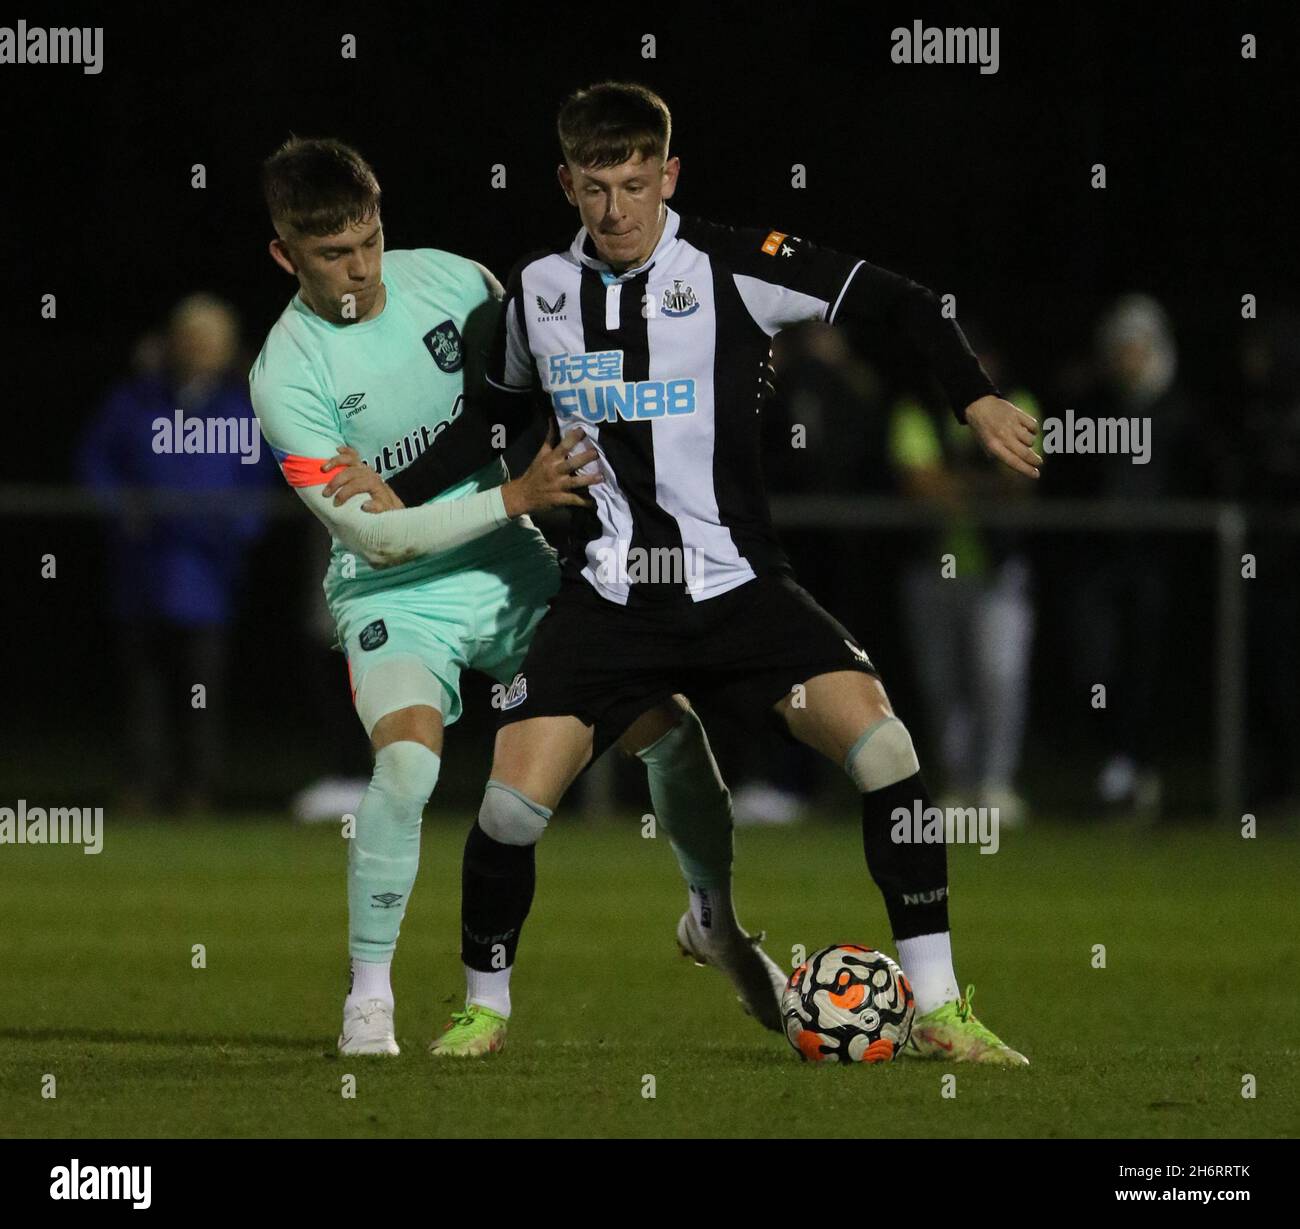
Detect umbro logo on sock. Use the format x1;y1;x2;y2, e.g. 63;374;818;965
371;892;404;909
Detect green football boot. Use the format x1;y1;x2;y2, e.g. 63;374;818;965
428;1004;508;1058
905;984;1029;1066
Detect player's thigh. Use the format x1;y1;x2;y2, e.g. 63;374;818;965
775;670;894;764
616;694;691;755
468;541;561;685
339;592;471;742
489;716;593;812
370;704;444;757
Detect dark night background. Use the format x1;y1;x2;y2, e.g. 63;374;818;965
3;1;1296;814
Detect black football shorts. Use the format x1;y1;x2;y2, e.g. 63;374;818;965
495;572;879;760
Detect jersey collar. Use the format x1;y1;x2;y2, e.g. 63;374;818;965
292;281;391;331
571;206;680;281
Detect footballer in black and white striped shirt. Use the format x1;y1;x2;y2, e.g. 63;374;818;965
344;80;1039;1063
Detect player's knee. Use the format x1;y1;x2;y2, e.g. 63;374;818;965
372;740;442;805
355;655;446;741
478;780;551;847
844;717;920;792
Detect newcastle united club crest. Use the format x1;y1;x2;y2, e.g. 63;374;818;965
661;279;700;317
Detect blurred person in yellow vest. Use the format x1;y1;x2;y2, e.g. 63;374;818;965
890;329;1039;826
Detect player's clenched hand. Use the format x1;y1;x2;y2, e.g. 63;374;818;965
502;427;603;517
964;395;1042;479
321;446;405;512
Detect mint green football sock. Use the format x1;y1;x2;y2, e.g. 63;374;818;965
348;741;441;963
636;707;734;892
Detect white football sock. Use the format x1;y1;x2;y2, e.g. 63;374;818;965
689;882;741;939
347;958;393;1009
466;965;512;1017
895;932;959;1015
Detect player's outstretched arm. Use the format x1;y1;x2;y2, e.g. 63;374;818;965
831;261;1040;477
382;383;537;508
299;426;601;568
318;382;539;511
321;424;601;516
251;356;583;567
295;479;508;568
706;222;1040;479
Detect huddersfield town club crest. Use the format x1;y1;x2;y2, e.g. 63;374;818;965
661;279;700;317
423;320;463;372
359;619;388;651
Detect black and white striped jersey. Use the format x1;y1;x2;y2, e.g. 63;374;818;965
392;206;998;605
489;208;876;605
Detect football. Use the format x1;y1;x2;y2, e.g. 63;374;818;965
782;945;915;1063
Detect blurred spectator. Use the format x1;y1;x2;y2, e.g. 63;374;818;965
78;294;271;813
890;335;1039;825
290;531;370;823
761;323;886;494
1234;308;1300;805
1053;294;1202;818
733;324;887;824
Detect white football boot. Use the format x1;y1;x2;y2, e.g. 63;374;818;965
338;997;400;1056
676;911;787;1032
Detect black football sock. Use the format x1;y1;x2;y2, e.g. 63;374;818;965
860;772;950;940
461;820;536;971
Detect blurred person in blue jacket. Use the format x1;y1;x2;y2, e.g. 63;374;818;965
78;294;271;812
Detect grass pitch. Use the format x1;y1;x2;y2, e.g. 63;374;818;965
1;814;1296;1138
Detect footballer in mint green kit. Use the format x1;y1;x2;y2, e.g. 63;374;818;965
249;137;780;1060
252;243;559;728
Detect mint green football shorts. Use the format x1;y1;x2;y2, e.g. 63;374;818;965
334;537;559;736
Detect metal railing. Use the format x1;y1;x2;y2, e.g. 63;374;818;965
769;495;1267;819
7;486;1284;818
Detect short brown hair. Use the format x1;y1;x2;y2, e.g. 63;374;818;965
557;82;671;170
261;137;381;236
